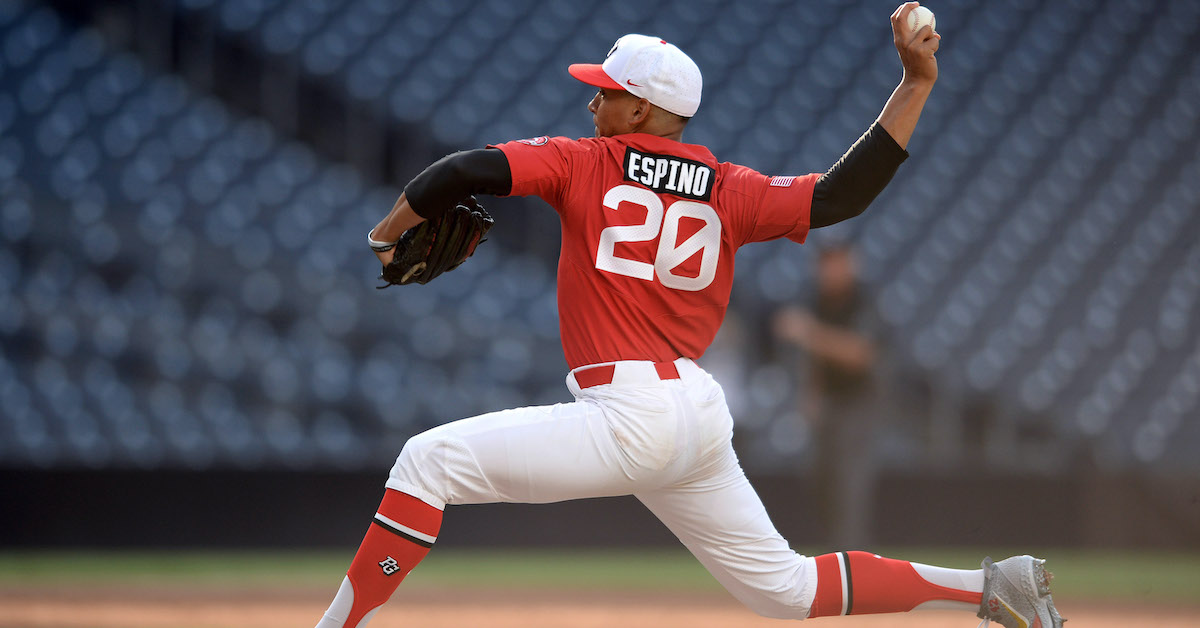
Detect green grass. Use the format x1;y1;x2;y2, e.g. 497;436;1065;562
0;550;352;587
0;549;718;591
1;548;1197;603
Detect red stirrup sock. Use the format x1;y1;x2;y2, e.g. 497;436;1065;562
808;551;983;617
315;489;444;628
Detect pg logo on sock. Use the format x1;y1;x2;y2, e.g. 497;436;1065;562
378;556;401;576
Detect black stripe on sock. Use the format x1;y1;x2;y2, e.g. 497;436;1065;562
840;551;854;615
372;517;434;548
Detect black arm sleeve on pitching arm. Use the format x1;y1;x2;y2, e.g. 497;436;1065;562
404;148;513;220
810;121;909;228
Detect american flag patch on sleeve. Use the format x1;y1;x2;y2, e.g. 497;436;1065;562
769;176;795;187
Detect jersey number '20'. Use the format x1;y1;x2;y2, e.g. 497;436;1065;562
596;184;721;292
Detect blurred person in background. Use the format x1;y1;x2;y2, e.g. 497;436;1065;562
774;240;881;549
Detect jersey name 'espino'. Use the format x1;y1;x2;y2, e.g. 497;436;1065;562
622;147;714;201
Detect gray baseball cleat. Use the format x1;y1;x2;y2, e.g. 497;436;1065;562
976;555;1066;628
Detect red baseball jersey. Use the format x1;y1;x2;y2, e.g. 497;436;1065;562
491;133;818;369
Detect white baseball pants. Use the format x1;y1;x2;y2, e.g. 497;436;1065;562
386;358;818;619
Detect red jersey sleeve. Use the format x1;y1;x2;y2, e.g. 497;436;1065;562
488;136;581;208
729;169;820;246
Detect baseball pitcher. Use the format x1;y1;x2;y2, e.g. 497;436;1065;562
317;4;1063;627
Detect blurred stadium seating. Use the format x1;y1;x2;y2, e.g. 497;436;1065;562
1;0;1197;477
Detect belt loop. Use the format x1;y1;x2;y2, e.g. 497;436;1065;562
654;361;679;381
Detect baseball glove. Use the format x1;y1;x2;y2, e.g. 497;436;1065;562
378;196;494;287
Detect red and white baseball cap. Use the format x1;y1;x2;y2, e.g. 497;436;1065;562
568;34;702;118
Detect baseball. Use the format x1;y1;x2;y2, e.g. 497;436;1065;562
906;5;936;34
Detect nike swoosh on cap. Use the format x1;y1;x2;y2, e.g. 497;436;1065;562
626;79;643;87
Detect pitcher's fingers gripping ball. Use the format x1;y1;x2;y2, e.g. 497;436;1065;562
377;195;493;287
906;5;935;34
891;2;940;84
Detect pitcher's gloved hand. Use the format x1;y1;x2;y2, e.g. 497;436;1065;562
378;196;494;287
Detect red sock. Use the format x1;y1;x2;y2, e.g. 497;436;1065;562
809;551;982;617
341;489;443;628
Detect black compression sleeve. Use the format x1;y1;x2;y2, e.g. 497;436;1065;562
404;148;513;220
809;122;909;229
